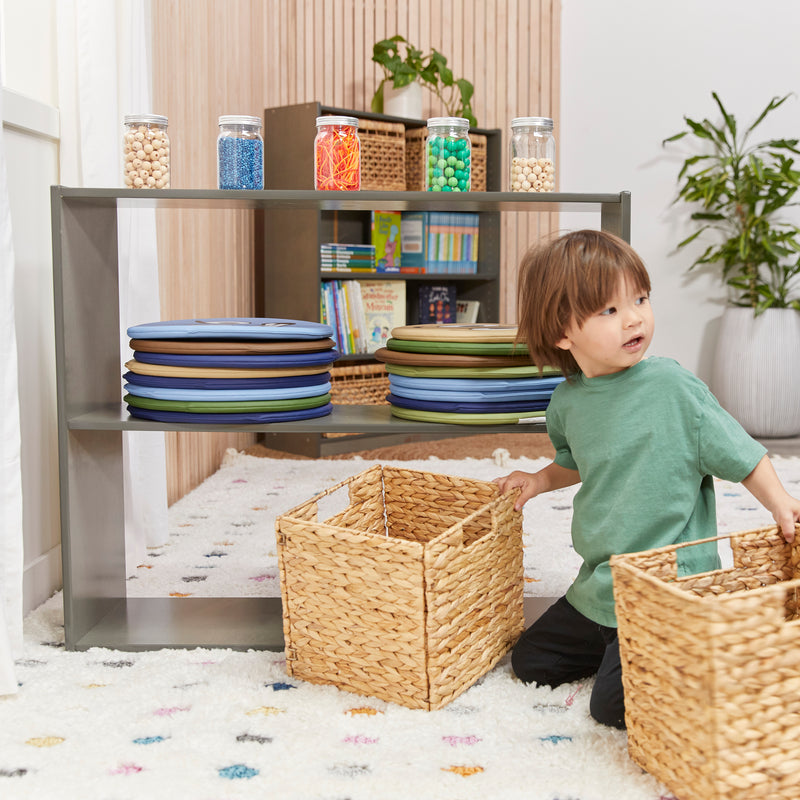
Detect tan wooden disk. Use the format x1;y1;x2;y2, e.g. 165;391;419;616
124;359;331;379
390;323;519;343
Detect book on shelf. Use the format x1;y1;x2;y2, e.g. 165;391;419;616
399;211;480;274
371;211;402;272
320;242;376;272
456;298;480;323
399;211;425;273
419;284;457;324
360;280;406;352
320;279;406;355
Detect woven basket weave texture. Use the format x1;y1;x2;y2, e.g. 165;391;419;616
610;524;800;800
405;128;487;192
329;362;390;405
356;117;406;191
276;465;524;710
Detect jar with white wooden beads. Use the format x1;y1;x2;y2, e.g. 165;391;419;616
123;115;170;189
509;117;555;192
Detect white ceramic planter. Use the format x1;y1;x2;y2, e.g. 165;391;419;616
383;81;423;119
711;306;800;438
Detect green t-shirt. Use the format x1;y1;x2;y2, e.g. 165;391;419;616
546;356;766;627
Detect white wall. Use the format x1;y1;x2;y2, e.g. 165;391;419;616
560;0;800;381
1;0;62;612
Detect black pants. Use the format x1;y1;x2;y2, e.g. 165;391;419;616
511;595;625;729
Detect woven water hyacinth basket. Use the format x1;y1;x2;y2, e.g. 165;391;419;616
610;524;800;800
356;117;407;191
405;128;487;191
276;465;524;710
329;362;390;405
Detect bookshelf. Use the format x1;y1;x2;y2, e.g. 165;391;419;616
259;103;503;338
51;186;629;650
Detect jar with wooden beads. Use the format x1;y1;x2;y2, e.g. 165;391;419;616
217;115;264;190
509;117;555;192
426;117;471;191
123;114;170;189
314;116;361;190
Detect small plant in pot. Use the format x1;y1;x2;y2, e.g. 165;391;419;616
664;92;800;437
371;35;477;127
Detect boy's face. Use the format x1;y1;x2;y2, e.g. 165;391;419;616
556;277;654;378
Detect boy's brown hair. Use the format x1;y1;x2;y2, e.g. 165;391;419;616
516;229;651;377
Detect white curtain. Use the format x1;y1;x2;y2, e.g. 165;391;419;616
56;0;168;569
0;48;25;695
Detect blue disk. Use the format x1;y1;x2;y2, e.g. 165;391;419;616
124;382;332;402
132;350;339;368
127;317;334;340
127;403;334;424
388;374;565;392
387;384;556;402
387;394;549;413
123;371;331;390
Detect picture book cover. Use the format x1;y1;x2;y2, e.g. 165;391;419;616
371;211;402;272
419;284;457;324
360;280;406;352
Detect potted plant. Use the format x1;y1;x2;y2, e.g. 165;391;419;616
664;92;800;437
371;35;477;127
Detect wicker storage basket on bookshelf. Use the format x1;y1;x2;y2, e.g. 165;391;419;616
329;362;389;405
610;524;800;800
276;465;524;710
356;117;406;191
405;127;487;191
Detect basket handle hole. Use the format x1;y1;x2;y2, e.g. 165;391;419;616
316;485;350;523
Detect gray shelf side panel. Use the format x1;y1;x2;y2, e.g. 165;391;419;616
51;193;127;647
600;191;631;241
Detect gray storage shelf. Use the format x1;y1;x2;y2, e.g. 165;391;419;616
50;186;630;652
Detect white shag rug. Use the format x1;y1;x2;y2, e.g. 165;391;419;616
4;451;798;800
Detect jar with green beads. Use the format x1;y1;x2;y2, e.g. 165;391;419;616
425;117;471;191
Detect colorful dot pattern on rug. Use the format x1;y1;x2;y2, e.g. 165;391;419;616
6;452;795;799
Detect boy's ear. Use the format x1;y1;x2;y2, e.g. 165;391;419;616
555;333;572;351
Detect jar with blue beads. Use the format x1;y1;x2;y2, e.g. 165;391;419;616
425;117;471;192
217;115;264;190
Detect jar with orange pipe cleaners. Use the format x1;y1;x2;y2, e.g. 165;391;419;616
314;116;361;190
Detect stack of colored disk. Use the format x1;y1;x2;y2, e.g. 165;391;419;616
374;323;563;425
123;318;339;423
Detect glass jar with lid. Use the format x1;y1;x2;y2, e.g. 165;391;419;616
426;117;471;191
314;116;361;190
217;115;264;190
509;117;555;192
123;114;170;189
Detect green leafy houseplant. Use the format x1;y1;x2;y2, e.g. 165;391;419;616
371;35;477;127
664;92;800;314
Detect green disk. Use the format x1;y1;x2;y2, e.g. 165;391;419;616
390;405;546;425
124;392;331;413
387;338;530;356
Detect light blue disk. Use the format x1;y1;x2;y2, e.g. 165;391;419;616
124;382;332;401
127;317;334;340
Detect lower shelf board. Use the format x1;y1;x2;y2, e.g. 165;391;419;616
64;596;556;652
65;597;285;652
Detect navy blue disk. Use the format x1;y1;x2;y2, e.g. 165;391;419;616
123;371;331;390
132;350;340;368
387;394;550;414
126;403;334;424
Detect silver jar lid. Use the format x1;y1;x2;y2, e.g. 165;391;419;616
511;116;553;129
218;115;262;127
427;117;470;129
124;114;168;126
316;116;359;127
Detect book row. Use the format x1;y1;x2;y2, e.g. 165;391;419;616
320;211;481;275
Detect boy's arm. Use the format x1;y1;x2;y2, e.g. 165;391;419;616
741;455;800;542
493;461;581;512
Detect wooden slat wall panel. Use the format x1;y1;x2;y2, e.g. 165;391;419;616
152;0;560;503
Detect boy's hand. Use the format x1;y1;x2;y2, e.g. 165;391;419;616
493;471;541;511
